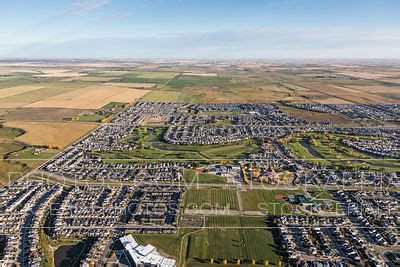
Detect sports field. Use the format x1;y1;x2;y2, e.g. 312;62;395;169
186;216;281;265
185;188;239;210
240;189;304;214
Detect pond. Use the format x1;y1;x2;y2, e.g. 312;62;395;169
54;241;86;267
300;141;324;159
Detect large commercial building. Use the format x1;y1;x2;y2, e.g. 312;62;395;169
120;235;176;267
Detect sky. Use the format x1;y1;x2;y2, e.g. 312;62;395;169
0;0;399;59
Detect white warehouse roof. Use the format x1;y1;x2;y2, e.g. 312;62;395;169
119;235;176;267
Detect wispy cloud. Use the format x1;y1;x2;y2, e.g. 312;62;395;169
65;0;112;15
5;27;400;59
99;11;135;21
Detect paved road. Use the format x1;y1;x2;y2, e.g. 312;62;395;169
29;170;398;193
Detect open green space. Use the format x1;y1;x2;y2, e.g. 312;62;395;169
0;125;59;187
240;189;304;215
183;169;226;184
132;234;181;260
97;127;259;163
7;146;59;169
187;216;280;265
0;126;27;186
205;216;268;228
286;132;400;172
185;188;239;210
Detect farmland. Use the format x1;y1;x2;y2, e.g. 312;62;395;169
0;82;95;109
25;85;149;109
0;60;399;266
0;125;59;186
3;121;96;149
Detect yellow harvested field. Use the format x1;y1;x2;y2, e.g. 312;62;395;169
313;97;354;104
182;72;218;77
329;85;399;103
338;71;400;80
25;85;150;109
62;76;118;82
347;85;400;93
105;82;157;89
35;72;87;78
0;85;45;99
0;109;8;116
0;68;40;75
4;121;96;148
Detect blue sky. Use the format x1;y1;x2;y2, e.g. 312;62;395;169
1;0;399;59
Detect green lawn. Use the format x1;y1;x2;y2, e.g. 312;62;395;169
187;221;280;265
205;216;268;228
240;189;303;215
97;127;259;163
132;234;181;260
286;133;400;172
183;169;226;184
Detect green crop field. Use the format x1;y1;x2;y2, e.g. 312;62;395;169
137;72;178;79
166;75;231;89
120;76;170;84
185;188;239;210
